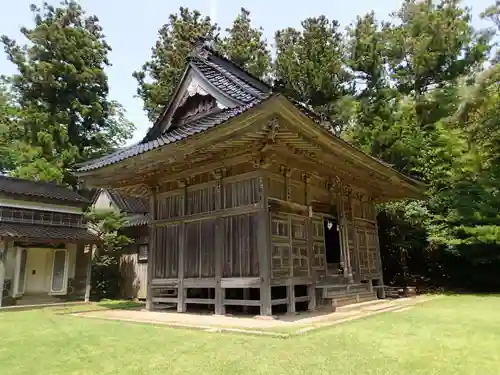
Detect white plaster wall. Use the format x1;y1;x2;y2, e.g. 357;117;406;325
92;190;116;211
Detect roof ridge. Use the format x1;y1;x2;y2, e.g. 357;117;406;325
195;56;266;100
197;44;272;91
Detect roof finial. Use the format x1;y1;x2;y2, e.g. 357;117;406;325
190;34;214;58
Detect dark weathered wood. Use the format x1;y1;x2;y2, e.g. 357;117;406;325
146;187;158;310
214;170;225;315
177;181;187;313
222;213;259;278
287;284;296;313
257;174;272;316
153;203;260;226
224;298;261;306
220;277;260;288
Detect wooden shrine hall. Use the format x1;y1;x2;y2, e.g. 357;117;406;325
77;42;424;315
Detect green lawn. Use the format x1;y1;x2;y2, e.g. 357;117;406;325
1;295;499;375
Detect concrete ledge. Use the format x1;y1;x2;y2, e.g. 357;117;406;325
1;301;88;312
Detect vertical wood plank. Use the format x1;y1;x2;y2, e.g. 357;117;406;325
374;218;386;298
258;173;272;316
350;194;360;282
177;180;187;313
146;186;157;310
214;169;225;314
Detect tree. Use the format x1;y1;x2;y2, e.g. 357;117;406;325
1;1;134;184
86;209;133;300
217;8;271;79
133;7;218;121
274;16;354;134
385;0;491;127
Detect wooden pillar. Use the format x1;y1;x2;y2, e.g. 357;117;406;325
0;239;6;308
177;180;188;313
342;185;353;282
351;193;361;282
304;173;316;311
84;244;93;303
258;172;272;316
213;169;225;315
374;217;386;298
145;186;158;311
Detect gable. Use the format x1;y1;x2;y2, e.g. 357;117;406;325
142;46;271;143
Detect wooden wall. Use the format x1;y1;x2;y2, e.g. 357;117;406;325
152;167;262;281
265;164;382;283
150;158;383;290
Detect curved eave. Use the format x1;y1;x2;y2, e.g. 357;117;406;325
275;95;427;200
76;98;269;177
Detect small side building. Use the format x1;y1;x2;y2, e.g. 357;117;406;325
92;189;149;299
0;176;98;307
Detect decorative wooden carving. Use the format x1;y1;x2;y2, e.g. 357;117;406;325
343;184;353;197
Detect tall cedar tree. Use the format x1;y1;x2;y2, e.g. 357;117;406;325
217;8;272;80
274;16;354;135
134;7;271;122
133;7;218;121
1;1;134;184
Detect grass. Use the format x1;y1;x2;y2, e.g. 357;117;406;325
1;295;500;375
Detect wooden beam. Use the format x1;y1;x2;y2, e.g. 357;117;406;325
153;203;260;226
224;299;261;307
220;277;260;288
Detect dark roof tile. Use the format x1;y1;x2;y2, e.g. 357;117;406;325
124;213;149;227
0;223;98;242
0;175;88;204
107;190;148;214
191;58;259;103
77;99;265;172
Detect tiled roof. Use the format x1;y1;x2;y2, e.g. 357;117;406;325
0;175;89;204
191;57;262;103
107;190;148;214
124;213;149;227
77;99;265;172
0;223;98;242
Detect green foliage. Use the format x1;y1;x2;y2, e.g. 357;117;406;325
274;16;354;134
0;1;134;184
86;209;133;300
134;7;272;122
217;8;272;80
133;7;218;121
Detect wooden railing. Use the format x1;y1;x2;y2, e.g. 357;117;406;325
0;207;86;228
